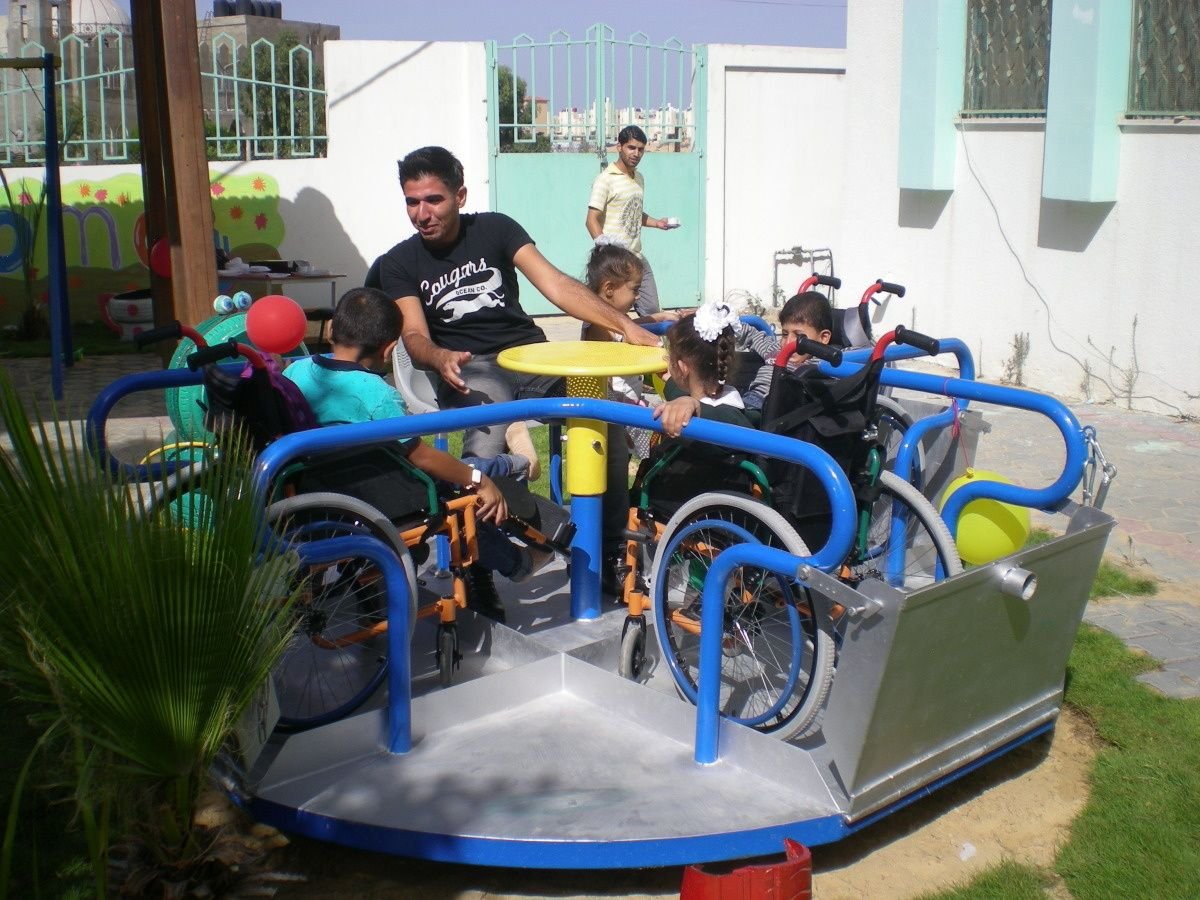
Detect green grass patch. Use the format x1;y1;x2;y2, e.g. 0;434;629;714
0;321;144;359
0;694;93;897
1024;527;1157;599
1090;562;1157;600
921;860;1048;899
1024;526;1058;548
442;423;555;498
925;626;1200;900
1057;626;1200;898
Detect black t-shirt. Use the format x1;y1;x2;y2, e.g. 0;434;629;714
378;212;548;355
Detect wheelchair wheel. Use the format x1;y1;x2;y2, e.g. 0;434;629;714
266;493;417;731
649;491;836;742
875;395;924;489
849;470;962;589
437;625;458;689
618;619;648;681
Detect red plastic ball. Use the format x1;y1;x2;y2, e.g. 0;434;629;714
149;238;172;278
245;294;307;354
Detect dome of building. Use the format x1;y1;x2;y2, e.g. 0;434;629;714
70;0;132;36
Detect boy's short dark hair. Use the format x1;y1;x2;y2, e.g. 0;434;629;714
397;146;465;191
331;287;401;352
779;291;834;333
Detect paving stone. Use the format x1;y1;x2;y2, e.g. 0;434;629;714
1172;657;1200;681
1082;609;1123;627
1137;669;1200;700
1123;634;1200;664
1097;620;1164;641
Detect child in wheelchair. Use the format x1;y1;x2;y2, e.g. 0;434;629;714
618;289;906;608
739;290;835;413
611;298;760;597
205;288;569;622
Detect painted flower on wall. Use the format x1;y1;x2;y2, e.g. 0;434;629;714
254;213;269;231
230;206;244;220
211;182;226;197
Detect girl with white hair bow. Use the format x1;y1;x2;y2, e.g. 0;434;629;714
652;294;754;439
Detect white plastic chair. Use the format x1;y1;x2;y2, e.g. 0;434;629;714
392;341;441;416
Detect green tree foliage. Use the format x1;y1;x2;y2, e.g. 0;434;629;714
497;64;551;153
236;31;327;158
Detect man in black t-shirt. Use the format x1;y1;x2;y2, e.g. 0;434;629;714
378;145;660;458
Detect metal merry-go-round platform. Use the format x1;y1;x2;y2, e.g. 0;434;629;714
87;341;1115;870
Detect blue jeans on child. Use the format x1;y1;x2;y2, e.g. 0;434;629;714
464;453;531;579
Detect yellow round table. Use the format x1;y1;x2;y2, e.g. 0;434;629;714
498;341;667;619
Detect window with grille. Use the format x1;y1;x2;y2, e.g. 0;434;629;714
962;0;1052;116
1128;0;1200;117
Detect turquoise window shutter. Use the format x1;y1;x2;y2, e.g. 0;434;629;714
1042;1;1134;202
898;0;967;191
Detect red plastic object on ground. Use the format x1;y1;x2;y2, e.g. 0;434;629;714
679;840;812;899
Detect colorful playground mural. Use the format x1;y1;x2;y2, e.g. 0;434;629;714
0;171;285;328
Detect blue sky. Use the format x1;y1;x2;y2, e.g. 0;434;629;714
175;0;847;47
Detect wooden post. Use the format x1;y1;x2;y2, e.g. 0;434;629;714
129;0;217;330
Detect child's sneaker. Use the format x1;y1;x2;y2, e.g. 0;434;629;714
505;420;540;481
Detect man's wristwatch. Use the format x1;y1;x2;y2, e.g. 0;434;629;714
465;468;483;491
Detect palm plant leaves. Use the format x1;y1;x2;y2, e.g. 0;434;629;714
0;368;299;787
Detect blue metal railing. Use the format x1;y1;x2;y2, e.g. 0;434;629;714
695;543;808;764
85;358;1087;765
295;535;415;753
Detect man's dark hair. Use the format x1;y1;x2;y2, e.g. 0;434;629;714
397;146;465;191
779;291;834;333
331;287;401;352
617;125;648;145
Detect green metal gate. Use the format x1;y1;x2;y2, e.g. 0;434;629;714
487;25;706;315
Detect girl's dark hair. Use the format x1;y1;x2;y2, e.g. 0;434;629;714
585;242;644;292
667;313;737;395
617;125;648;145
331;287;401;352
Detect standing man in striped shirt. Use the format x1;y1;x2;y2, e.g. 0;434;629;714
586;125;678;317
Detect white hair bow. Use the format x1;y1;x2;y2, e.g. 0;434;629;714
693;294;744;342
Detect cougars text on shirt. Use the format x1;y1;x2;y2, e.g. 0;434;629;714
422;257;506;322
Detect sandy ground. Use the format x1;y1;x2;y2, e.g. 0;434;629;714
273;708;1098;900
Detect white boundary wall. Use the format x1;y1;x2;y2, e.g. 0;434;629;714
838;0;1200;416
11;28;1196;413
703;44;848;308
322;40;489;275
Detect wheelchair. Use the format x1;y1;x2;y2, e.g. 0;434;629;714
142;325;572;731
614;324;963;743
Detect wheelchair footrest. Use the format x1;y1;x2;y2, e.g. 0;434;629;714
496;479;575;553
